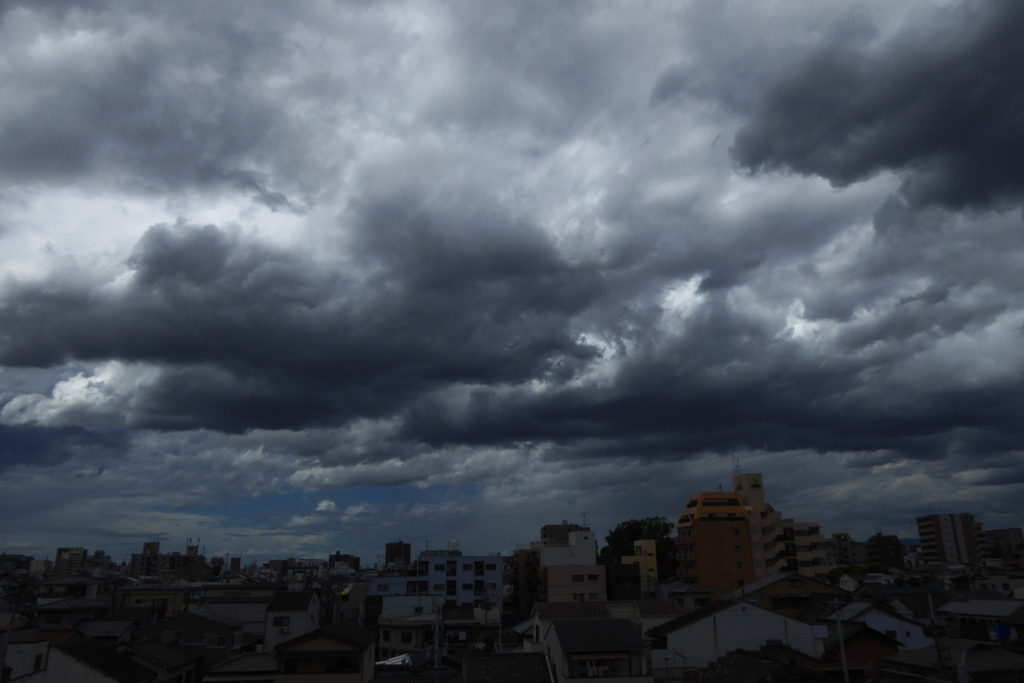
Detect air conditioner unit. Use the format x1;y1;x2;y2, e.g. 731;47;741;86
279;627;290;634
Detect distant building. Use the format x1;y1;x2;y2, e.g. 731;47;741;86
988;528;1024;561
866;533;906;569
832;532;869;566
386;541;411;566
676;491;757;597
329;551;361;572
917;513;987;564
513;523;604;611
733;473;830;580
54;547;88;578
621;539;658;597
367;553;503;611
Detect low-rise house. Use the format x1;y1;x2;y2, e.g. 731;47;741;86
77;619;138;644
193;595;271;635
263;591;320;652
522;601;611;653
274;622;377;681
723;572;847;619
1;628;49;681
463;653;553;683
810;622;903;680
123;641;203;682
937;598;1024;641
34;597;109;627
839;573;896;593
831;600;930;650
605;600;686;644
883;638;1024;680
646;600;825;670
137;612;246;676
546;620;652;682
44;638;156;683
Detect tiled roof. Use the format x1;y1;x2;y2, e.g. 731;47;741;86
463;653;551;683
206;653;277;674
550;620;646;652
266;591;315;612
278;621;377;650
533;601;611;621
127;641;203;670
53;638;156;683
77;620;136;639
647;600;738;637
938;599;1024;618
634;599;687;617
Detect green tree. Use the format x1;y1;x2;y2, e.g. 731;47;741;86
599;516;677;579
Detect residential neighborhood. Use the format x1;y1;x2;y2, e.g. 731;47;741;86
2;472;1023;682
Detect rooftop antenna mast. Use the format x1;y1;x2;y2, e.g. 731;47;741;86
581;512;589;528
733;456;741;477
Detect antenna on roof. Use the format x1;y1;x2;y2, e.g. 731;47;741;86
581;512;589;528
733;456;741;477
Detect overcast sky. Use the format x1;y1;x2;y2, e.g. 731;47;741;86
2;0;1023;564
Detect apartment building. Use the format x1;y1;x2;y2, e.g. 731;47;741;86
917;513;987;565
675;492;756;597
733;473;830;580
367;551;503;611
54;547;88;578
513;523;606;611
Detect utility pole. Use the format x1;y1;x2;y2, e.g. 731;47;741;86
833;599;850;683
928;593;951;680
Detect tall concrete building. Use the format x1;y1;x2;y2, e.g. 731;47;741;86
917;514;987;565
832;532;869;567
385;541;411;566
676;492;756;597
865;533;905;569
987;528;1024;560
54;547;88;578
732;473;830;581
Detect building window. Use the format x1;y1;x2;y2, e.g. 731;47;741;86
736;562;743;569
446;580;457;596
735;545;741;552
273;616;290;626
587;574;599;581
434;564;444;571
204;635;228;647
401;631;413;644
733;529;740;536
34;654;43;670
572;574;584;582
446;561;457;577
382;630;390;641
572;593;585;601
486;563;497;570
433;583;445;590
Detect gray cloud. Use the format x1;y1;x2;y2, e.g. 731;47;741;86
731;0;1024;211
1;0;1023;560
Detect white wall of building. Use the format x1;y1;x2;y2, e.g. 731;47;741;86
657;603;823;669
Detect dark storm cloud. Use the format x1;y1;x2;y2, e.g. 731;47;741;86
0;210;601;432
0;2;312;208
0;0;1023;491
0;423;126;470
731;0;1024;210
